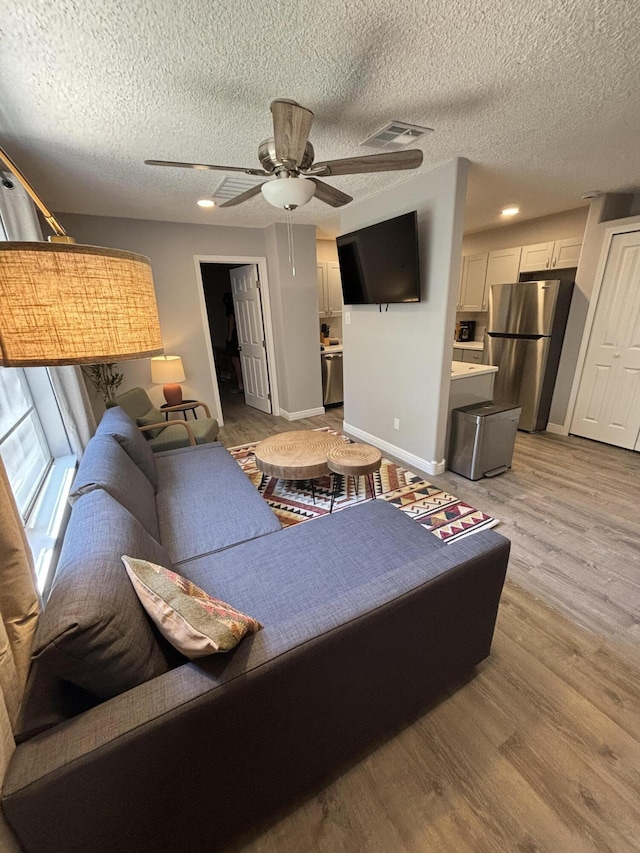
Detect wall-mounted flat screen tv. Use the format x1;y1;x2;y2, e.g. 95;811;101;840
336;211;421;304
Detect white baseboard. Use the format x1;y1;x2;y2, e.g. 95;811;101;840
545;422;569;436
343;422;446;477
281;406;325;421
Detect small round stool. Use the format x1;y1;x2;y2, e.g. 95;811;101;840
326;443;382;513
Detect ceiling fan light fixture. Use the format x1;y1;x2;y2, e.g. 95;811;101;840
197;198;215;208
261;176;316;210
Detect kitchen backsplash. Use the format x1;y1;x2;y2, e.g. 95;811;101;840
455;311;487;341
319;315;343;342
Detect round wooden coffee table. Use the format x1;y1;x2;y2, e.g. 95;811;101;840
254;430;345;482
326;443;382;512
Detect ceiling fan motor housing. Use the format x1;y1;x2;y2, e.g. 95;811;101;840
258;138;315;174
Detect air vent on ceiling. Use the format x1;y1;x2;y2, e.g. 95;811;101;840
212;174;265;200
360;121;433;151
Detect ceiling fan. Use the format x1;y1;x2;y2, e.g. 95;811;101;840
145;99;424;211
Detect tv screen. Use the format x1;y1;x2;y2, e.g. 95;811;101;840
336;211;421;304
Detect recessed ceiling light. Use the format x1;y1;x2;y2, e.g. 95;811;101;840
197;199;215;208
501;206;519;217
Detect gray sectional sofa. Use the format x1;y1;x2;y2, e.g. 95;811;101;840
2;407;510;853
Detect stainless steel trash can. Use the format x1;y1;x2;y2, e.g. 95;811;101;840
449;401;522;480
321;351;343;406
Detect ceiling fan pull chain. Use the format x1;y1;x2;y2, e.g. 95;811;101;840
287;210;296;276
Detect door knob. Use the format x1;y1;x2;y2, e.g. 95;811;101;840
613;352;621;358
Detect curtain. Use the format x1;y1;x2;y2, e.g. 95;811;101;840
0;173;96;455
48;366;97;456
0;458;41;852
0;172;41;240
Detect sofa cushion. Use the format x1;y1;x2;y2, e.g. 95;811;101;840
180;499;458;627
137;407;167;439
97;405;158;489
69;434;160;541
22;491;176;719
154;443;281;565
122;556;262;658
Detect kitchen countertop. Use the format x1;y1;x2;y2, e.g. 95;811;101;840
453;341;484;350
450;360;498;380
320;344;343;354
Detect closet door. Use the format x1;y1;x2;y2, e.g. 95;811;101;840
571;229;640;448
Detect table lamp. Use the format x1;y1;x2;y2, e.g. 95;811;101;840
151;355;186;405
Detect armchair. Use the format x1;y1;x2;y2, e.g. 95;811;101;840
107;387;219;452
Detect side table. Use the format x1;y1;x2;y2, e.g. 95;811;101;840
326;443;382;512
254;430;345;503
160;400;200;421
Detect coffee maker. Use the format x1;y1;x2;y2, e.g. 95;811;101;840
457;320;476;342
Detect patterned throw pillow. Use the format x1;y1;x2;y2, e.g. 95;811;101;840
136;408;166;439
121;556;262;658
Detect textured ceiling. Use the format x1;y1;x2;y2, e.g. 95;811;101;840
1;0;639;237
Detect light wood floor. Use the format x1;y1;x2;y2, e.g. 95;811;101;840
219;395;640;853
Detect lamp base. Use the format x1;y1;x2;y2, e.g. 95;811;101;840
163;383;183;406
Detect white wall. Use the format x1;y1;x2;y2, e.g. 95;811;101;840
264;223;323;418
340;158;469;474
60;213;322;421
461;206;589;255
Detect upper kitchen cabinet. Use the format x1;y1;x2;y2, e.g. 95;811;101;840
317;261;343;317
519;237;582;272
458;253;488;311
485;247;522;291
458;236;583;313
458;247;521;312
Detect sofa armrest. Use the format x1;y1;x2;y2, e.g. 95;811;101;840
138;420;196;445
3;530;509;853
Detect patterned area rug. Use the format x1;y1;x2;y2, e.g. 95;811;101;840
228;428;499;544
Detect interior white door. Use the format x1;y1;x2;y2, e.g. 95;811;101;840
229;265;272;414
571;230;640;448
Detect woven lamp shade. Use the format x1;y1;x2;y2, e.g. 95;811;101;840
0;242;164;366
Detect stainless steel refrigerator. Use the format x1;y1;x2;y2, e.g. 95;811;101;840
483;279;573;432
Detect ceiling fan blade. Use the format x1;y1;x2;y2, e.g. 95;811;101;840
308;149;423;177
145;159;268;176
219;183;266;208
308;178;353;208
271;99;314;167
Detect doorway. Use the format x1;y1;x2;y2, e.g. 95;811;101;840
199;260;275;425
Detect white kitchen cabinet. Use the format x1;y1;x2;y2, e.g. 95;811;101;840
453;347;483;363
463;349;483;363
317;262;343;317
326;262;343;316
485;247;522;294
458;247;521;312
317;264;327;318
519;237;582;273
458;252;488;311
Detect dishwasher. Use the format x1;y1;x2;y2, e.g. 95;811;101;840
321;351;343;406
